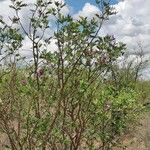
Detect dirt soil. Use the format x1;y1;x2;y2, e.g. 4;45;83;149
0;112;150;150
114;112;150;150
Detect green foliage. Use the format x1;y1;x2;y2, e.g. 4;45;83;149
0;0;144;149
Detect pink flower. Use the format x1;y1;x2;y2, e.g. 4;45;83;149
21;79;27;85
36;68;44;77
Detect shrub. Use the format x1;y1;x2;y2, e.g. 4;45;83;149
0;0;143;149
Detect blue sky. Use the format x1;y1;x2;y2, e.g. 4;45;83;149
66;0;118;12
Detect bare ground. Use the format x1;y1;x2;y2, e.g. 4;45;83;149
0;112;150;150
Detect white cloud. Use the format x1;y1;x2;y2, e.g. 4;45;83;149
19;36;33;59
73;3;100;19
17;36;59;62
73;0;150;57
101;0;150;53
0;0;69;62
103;0;150;79
0;0;14;25
73;0;150;79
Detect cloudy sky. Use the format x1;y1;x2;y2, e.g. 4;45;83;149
0;0;150;78
66;0;118;12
